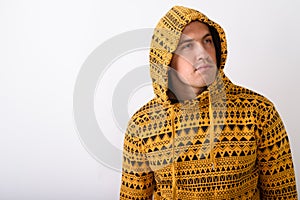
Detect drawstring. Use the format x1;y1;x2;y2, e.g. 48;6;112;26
171;105;176;200
208;93;216;171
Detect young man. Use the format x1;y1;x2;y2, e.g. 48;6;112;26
120;5;297;199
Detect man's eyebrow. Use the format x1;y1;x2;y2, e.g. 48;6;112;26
203;33;212;39
178;38;194;46
178;33;212;46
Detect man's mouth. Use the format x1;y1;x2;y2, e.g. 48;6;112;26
194;64;212;72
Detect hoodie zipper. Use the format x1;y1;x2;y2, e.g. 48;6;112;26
171;105;176;200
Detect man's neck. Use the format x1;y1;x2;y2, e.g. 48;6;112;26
167;85;207;101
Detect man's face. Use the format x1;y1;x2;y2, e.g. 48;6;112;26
170;21;218;94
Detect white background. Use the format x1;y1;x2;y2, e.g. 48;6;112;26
0;0;299;199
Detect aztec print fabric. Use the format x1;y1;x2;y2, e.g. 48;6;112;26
120;5;298;199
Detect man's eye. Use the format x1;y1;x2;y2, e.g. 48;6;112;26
205;38;213;44
182;43;193;49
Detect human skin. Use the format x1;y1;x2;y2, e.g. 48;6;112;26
169;21;218;100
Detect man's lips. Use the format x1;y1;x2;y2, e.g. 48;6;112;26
194;64;212;72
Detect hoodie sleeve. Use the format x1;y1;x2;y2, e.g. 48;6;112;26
120;119;154;200
257;102;298;199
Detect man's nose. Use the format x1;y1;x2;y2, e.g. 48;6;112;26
195;43;209;61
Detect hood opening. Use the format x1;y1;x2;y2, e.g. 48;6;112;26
149;5;228;104
208;25;222;69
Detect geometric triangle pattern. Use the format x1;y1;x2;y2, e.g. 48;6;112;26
120;5;297;200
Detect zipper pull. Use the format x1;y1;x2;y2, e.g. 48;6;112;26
212;163;215;170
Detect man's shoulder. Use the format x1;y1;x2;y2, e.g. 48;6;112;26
125;97;166;137
128;98;160;125
227;83;274;107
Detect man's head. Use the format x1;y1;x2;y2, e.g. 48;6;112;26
169;21;218;97
149;6;227;103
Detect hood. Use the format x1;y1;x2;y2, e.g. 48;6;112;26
149;5;228;104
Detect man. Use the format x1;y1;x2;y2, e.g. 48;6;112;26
120;5;297;199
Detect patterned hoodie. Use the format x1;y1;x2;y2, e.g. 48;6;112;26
120;5;297;199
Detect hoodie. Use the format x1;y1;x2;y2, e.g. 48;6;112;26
120;6;297;199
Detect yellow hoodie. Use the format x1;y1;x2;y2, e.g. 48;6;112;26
120;5;297;199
